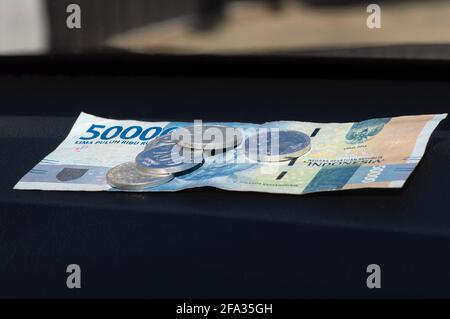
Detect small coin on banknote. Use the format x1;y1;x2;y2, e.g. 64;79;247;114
244;130;311;162
172;125;243;151
106;162;173;190
144;133;170;151
137;134;203;175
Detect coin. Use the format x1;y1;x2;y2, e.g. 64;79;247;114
106;162;173;190
172;125;243;151
244;130;311;162
144;134;167;151
136;134;203;175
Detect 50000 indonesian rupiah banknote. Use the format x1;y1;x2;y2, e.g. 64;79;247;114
14;112;447;194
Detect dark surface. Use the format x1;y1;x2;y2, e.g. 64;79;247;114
4;54;450;79
0;58;449;298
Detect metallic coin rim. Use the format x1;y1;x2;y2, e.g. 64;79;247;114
144;134;170;151
244;130;312;162
135;155;201;175
137;136;204;174
173;125;243;150
106;162;174;190
257;142;312;162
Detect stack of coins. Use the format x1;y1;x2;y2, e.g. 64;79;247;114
106;125;312;190
106;125;243;190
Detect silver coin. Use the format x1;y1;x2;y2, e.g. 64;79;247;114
106;162;173;190
172;125;243;150
244;130;311;162
144;134;166;151
136;134;203;175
